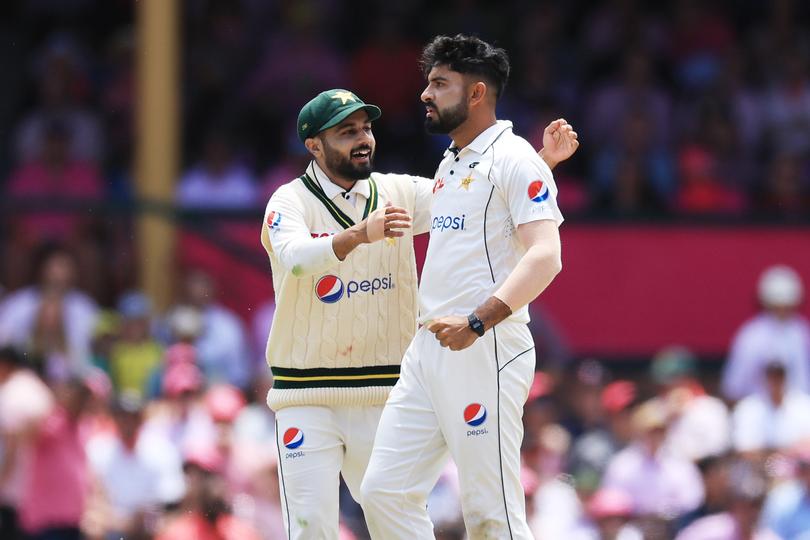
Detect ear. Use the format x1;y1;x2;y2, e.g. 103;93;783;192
469;81;488;107
304;137;322;158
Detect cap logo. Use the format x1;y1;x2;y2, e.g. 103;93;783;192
301;123;309;131
332;91;356;105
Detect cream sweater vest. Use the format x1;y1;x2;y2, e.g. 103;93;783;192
261;172;419;411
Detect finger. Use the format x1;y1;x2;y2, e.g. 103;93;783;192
426;321;443;333
385;201;393;207
385;206;408;215
385;220;412;230
385;212;412;222
385;230;405;238
569;131;578;139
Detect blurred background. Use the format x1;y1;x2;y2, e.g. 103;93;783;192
0;0;809;539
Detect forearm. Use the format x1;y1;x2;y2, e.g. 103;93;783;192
475;244;561;329
331;225;367;261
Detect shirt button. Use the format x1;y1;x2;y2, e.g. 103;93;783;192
454;157;459;162
450;170;454;174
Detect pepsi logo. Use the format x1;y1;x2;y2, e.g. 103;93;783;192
315;275;344;303
464;403;487;427
527;180;549;203
266;210;282;229
283;427;304;449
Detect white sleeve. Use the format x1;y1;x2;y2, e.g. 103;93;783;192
411;176;434;235
377;173;434;236
495;148;564;228
721;326;758;401
262;187;340;277
732;399;765;452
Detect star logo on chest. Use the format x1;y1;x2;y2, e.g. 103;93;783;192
384;237;397;246
459;175;475;190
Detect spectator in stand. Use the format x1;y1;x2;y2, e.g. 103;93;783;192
762;444;810;539
155;445;261;540
18;377;91;540
108;291;162;399
732;361;810;456
675;107;747;215
722;265;810;401
180;270;251;389
568;379;638;488
674;454;731;533
650;346;731;461
676;461;779;540
0;245;98;379
569;488;643;540
176;130;258;209
14;33;103;164
601;398;704;521
5;120;104;245
585;50;672;149
140;343;215;453
762;48;810;157
83;393;184;539
0;347;53;540
590;107;676;213
760;153;809;217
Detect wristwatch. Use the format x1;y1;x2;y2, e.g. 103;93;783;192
467;313;485;337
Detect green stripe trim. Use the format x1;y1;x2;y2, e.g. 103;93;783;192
271;364;400;389
363;178;378;219
300;174;355;229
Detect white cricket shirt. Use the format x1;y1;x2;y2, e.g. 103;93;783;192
418;120;564;325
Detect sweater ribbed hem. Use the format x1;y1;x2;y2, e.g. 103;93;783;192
266;385;393;411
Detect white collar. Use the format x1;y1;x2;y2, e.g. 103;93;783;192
308;161;371;201
444;120;513;157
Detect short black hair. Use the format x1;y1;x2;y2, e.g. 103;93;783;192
420;34;510;98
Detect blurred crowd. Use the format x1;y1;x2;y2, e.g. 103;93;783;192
1;246;809;539
2;0;810;539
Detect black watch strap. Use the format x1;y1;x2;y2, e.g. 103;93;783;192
467;313;485;337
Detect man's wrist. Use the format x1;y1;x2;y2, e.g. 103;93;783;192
473;296;513;331
540;149;559;170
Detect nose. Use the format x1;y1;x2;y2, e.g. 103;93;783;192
421;86;432;103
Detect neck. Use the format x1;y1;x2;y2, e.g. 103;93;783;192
314;161;358;191
450;110;497;150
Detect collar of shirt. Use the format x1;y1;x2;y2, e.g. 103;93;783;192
443;120;513;158
309;161;371;202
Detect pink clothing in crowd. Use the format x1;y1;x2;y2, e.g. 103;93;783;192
19;406;87;532
6;160;103;241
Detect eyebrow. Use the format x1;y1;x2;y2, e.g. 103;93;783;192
337;120;371;130
429;76;449;83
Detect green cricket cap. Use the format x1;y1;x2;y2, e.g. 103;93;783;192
297;89;381;143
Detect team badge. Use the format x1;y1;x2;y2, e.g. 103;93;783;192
266;211;282;229
528;180;549;203
283;428;304;449
315;275;344;303
459;175;475;190
464;403;487;426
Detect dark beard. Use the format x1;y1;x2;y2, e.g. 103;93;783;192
425;100;468;134
322;139;374;181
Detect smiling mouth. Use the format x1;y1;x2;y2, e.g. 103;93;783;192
351;148;371;161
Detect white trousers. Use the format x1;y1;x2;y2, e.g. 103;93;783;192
275;405;383;539
361;323;536;540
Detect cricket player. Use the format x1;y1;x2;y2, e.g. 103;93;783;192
262;88;577;539
361;35;571;540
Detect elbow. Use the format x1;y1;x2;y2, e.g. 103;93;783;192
551;253;562;276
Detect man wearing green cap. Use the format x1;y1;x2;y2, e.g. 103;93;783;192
260;88;577;539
